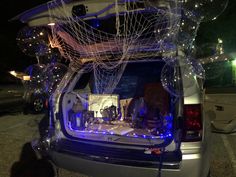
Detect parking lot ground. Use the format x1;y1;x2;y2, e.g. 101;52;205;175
210;133;236;177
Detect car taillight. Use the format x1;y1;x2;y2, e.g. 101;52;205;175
182;104;202;142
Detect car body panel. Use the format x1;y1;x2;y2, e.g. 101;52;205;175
49;150;204;177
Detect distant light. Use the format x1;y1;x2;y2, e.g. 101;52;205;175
9;71;17;77
48;22;55;26
212;17;217;21
218;38;223;44
232;59;236;67
23;76;31;81
9;70;30;80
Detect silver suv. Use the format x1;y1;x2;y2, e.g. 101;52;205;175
29;1;211;177
33;58;211;177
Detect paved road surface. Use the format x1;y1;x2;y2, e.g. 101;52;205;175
0;84;24;116
0;113;235;177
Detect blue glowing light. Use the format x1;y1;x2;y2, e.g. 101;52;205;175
72;128;173;140
91;19;100;28
68;112;174;140
75;112;83;118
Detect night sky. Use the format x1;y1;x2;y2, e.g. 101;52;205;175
0;0;50;83
1;0;236;83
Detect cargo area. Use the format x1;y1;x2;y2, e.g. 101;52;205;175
60;60;178;146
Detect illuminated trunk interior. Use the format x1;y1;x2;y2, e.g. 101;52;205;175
61;61;176;146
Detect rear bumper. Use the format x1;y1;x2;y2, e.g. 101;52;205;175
48;147;206;177
49;151;203;177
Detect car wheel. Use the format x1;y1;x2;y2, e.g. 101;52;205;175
32;97;45;113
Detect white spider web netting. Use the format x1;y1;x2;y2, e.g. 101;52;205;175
47;0;181;95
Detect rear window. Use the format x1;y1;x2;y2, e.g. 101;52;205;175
113;61;165;99
74;61;165;98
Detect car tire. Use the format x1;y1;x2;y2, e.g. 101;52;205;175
31;96;45;114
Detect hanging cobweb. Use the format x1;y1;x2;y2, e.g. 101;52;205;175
47;0;181;95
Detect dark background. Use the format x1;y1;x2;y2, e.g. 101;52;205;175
1;0;236;83
1;0;50;83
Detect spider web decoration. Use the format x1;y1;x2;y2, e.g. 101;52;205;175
47;0;181;94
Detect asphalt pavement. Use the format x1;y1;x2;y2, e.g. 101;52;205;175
0;113;88;177
0;84;24;116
